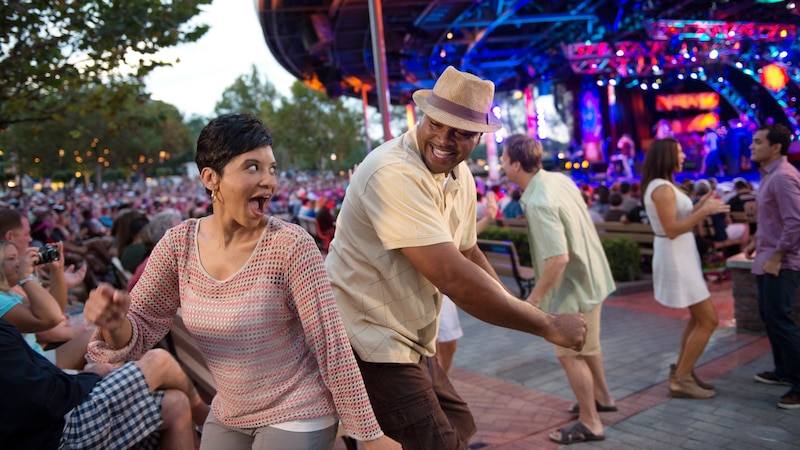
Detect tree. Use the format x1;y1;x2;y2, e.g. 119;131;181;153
271;81;364;171
214;68;364;172
0;0;211;129
0;85;193;186
214;65;281;118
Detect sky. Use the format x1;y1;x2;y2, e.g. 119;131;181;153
145;0;297;118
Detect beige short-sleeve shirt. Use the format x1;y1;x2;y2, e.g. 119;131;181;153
325;127;477;363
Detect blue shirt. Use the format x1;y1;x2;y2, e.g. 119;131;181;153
0;290;46;356
502;200;523;219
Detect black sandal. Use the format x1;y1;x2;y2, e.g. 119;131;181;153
549;421;606;444
567;400;618;414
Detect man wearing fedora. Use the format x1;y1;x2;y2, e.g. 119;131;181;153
325;66;587;449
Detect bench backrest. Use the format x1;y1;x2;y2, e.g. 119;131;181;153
477;239;525;279
594;222;655;244
298;216;318;237
498;217;527;232
594;221;655;257
168;312;217;401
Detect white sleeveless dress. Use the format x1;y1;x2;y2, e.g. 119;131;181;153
644;179;710;308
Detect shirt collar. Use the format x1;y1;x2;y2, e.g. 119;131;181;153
761;155;787;175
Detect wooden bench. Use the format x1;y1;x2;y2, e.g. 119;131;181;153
497;217;528;233
477;238;536;298
298;216;334;252
163;311;217;403
593;222;655;258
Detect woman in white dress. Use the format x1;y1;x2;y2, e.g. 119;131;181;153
641;138;730;399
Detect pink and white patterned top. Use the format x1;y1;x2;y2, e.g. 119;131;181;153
88;217;382;440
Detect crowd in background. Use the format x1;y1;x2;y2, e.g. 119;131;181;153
0;166;761;303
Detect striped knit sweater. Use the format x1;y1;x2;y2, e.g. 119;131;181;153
88;217;382;441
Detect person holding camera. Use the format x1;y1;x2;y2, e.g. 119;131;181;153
0;208;92;369
0;240;65;357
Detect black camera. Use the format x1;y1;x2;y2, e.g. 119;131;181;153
37;244;60;265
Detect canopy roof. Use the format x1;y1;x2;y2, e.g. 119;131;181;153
258;0;800;104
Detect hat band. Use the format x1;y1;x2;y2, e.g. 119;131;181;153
427;93;491;126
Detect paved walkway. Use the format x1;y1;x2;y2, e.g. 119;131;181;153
336;278;799;449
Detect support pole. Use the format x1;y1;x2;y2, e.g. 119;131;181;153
368;0;392;143
362;87;372;154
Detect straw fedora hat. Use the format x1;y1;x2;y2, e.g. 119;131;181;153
413;66;502;133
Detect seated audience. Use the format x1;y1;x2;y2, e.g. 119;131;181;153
589;185;611;216
582;191;604;223
315;197;337;239
502;188;523;219
619;181;639;213
0;240;65;358
726;177;757;235
0;318;206;449
603;192;626;222
0;209;92;370
694;179;749;252
111;210;150;274
127;209;183;291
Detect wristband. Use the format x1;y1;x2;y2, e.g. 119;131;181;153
18;276;36;287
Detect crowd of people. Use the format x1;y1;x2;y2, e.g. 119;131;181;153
0;66;798;449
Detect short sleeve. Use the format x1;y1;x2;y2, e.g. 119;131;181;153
363;164;452;250
526;204;568;260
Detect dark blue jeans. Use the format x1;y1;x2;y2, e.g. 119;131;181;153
756;270;800;393
354;352;476;450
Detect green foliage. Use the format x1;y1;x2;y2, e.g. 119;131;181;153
478;226;532;267
271;81;364;171
51;170;73;183
155;167;173;178
213;70;365;172
600;237;642;282
103;167;126;182
0;85;193;184
0;0;211;128
214;65;280;118
477;227;642;282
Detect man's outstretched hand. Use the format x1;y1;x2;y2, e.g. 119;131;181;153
545;312;587;351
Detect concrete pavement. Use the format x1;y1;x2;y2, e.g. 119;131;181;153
336;278;799;449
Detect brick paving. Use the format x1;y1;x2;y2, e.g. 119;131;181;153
335;278;799;449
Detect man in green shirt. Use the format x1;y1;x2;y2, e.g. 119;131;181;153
501;133;617;445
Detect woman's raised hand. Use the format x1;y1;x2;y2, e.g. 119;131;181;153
697;191;730;216
84;283;130;331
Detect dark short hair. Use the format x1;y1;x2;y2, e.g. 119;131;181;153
758;123;792;155
0;208;24;238
503;134;542;172
196;113;274;178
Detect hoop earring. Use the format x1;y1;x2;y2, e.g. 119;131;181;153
212;188;224;205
